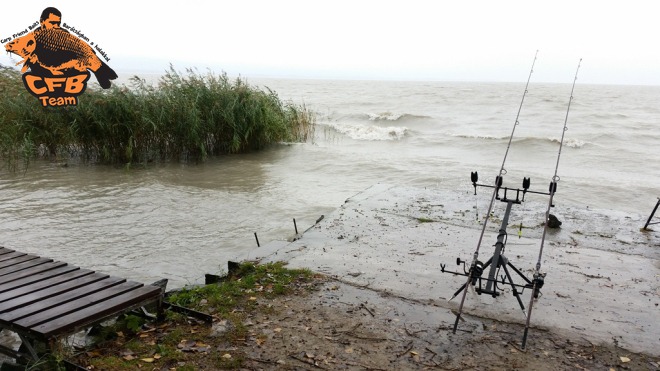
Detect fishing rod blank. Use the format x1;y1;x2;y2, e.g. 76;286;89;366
452;50;538;333
521;58;582;349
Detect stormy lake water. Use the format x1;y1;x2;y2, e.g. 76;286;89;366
1;78;658;287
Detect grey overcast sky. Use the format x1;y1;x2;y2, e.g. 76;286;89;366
1;0;658;85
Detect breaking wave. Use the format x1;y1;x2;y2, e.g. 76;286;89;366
549;137;586;148
366;112;431;122
324;122;409;141
451;133;508;140
452;134;589;148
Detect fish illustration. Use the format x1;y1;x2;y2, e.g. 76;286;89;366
5;27;117;89
4;33;37;72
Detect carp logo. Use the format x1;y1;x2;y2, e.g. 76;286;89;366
4;7;117;107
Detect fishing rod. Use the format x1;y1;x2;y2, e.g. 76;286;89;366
450;50;538;333
521;58;582;348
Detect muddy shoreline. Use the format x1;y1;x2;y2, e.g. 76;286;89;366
233;183;660;357
235;278;659;370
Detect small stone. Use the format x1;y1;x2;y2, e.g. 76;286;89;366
211;320;233;337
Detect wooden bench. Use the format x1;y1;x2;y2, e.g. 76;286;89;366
0;246;163;363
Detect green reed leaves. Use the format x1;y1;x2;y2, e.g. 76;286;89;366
0;65;315;169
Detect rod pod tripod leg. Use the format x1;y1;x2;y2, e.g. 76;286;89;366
452;200;533;329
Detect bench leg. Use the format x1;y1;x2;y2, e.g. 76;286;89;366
17;335;39;361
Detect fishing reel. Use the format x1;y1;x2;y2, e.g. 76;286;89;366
445;258;485;285
443;254;538;299
532;272;546;299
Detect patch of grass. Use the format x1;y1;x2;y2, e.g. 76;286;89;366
213;351;246;369
66;261;321;370
122;338;145;353
160;327;187;346
167;261;314;314
88;356;137;370
416;217;435;223
176;365;196;371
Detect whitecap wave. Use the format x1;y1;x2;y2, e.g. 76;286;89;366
366;112;431;122
549;137;587;148
367;112;404;121
451;133;589;148
451;133;508;140
326;122;408;141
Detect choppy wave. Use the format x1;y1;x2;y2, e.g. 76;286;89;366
452;133;508;140
366;112;431;122
322;112;430;124
452;133;589;148
324;122;408;141
548;137;586;148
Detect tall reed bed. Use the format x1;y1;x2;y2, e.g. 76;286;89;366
0;65;315;169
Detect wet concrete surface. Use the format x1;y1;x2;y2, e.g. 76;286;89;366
234;183;660;356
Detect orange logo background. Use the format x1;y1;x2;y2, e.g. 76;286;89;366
4;7;117;107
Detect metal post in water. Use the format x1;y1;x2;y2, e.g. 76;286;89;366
254;232;260;247
643;198;660;230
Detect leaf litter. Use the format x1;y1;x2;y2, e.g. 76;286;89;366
70;263;658;370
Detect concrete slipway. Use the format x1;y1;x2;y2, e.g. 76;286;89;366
232;184;659;356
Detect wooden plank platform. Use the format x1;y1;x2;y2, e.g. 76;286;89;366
0;247;163;344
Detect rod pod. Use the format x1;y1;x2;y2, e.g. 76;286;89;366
452;50;538;333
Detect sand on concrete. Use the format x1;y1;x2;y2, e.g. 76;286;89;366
233;183;660;356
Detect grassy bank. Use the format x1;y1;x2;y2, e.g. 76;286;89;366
79;262;318;370
7;261;659;370
0;65;314;169
14;262;319;370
